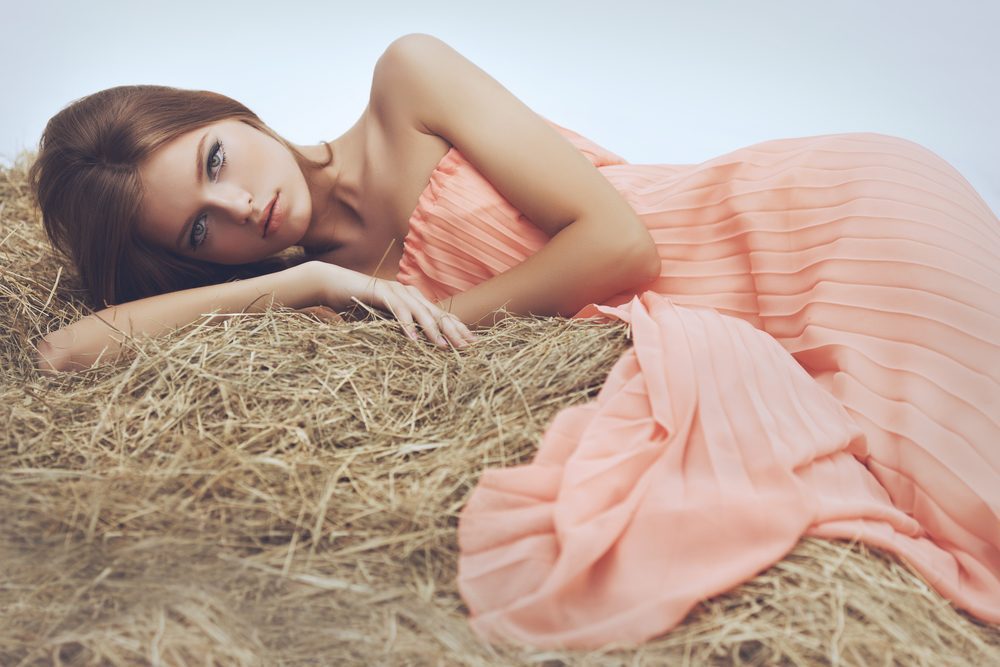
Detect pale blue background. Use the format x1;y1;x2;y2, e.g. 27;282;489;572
2;0;997;213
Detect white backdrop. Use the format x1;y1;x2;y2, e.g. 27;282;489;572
2;0;997;213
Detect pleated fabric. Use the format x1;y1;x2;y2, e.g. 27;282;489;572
396;121;1000;648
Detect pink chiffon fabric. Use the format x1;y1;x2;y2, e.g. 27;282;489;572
396;122;1000;648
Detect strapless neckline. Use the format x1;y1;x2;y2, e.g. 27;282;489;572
395;121;631;301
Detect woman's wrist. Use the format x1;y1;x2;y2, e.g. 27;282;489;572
295;260;342;309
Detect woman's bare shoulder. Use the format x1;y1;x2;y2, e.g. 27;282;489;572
367;34;450;138
364;33;638;242
358;37;454;242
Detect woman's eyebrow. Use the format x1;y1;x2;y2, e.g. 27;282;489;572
194;132;208;185
174;132;210;249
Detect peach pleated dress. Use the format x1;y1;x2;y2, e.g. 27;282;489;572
396;121;1000;648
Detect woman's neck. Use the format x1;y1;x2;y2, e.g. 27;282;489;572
295;114;367;253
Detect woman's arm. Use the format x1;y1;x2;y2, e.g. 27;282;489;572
37;261;473;372
371;35;661;326
437;217;658;326
37;261;322;372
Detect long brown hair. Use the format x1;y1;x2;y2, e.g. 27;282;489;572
29;85;331;308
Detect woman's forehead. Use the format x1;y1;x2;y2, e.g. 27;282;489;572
137;127;207;242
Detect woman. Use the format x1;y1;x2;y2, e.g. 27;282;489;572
31;33;659;371
31;34;999;648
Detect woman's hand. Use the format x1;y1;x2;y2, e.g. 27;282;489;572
309;261;475;348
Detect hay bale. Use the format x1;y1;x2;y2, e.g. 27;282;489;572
1;158;997;666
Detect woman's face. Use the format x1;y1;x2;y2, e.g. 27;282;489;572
138;119;312;264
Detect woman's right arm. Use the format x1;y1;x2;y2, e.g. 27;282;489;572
36;261;474;372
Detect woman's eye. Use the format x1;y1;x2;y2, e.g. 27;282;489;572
189;215;208;249
207;141;226;181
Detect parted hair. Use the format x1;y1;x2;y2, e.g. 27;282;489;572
29;85;330;308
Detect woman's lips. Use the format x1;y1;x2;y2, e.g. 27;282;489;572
262;193;282;238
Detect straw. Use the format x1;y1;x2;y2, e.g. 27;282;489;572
2;157;997;666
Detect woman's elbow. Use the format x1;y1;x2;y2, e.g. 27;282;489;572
638;242;661;284
624;229;661;286
35;334;70;373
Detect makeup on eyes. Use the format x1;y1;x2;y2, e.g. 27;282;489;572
188;140;226;250
207;141;225;179
189;216;209;248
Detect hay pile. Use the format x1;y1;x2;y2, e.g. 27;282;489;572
1;158;998;666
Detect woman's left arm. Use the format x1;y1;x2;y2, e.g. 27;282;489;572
371;34;661;325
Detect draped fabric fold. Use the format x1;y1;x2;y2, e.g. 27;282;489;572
458;293;999;647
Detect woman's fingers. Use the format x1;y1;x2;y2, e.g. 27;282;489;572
400;294;468;348
457;317;476;344
402;287;472;348
411;306;451;347
401;285;476;345
369;279;474;348
376;283;445;346
392;307;422;342
438;312;475;345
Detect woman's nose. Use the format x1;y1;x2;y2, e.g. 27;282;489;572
210;185;253;223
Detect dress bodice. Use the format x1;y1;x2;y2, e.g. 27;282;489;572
395;121;629;302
